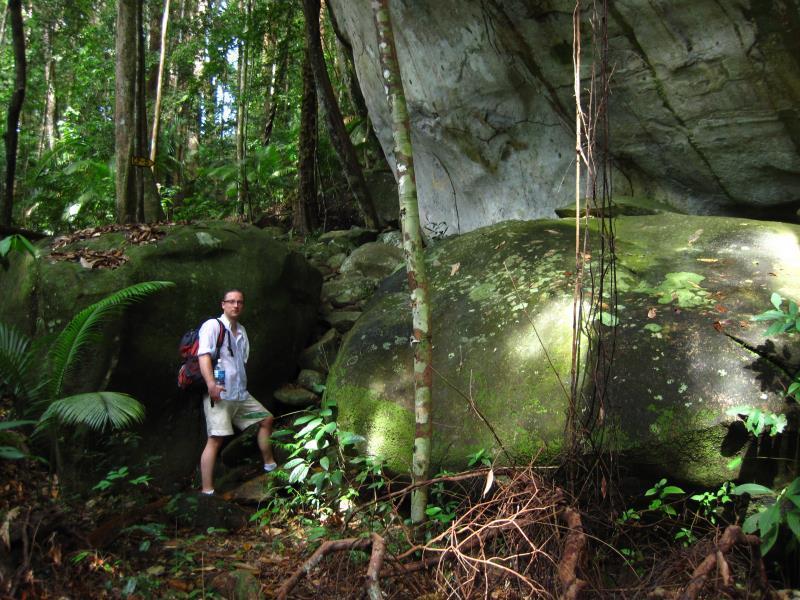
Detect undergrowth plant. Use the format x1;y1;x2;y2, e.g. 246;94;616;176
252;395;392;533
0;281;175;469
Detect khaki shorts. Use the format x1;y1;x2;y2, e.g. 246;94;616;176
203;394;272;437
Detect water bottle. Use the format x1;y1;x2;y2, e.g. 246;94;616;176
213;365;225;387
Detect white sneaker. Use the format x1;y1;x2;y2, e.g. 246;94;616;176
263;462;278;473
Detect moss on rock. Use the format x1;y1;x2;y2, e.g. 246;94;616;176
329;215;800;486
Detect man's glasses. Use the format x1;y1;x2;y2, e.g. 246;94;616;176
223;300;244;305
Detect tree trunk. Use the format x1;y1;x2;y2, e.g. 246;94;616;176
136;0;162;222
235;0;250;219
149;0;170;170
295;44;317;234
146;0;162;101
262;23;290;147
0;4;7;46
301;0;379;229
115;0;138;223
1;0;26;228
327;2;382;169
371;0;433;525
115;0;162;224
38;22;58;157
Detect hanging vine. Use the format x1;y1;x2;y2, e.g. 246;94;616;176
566;0;617;497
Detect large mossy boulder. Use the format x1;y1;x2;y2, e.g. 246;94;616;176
328;215;800;487
0;222;321;485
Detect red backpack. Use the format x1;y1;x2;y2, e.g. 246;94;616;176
177;319;229;393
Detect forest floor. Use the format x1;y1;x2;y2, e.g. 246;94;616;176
0;450;794;599
0;454;433;599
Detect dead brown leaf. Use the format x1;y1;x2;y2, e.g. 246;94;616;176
647;308;657;319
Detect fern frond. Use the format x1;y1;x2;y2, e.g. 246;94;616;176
0;322;39;401
37;392;145;432
49;281;174;397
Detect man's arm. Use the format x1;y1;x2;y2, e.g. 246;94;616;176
199;353;224;402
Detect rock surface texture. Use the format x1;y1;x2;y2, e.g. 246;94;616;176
0;222;321;485
329;0;800;231
327;215;800;486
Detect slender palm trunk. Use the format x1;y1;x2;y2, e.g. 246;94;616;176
371;0;433;525
1;0;26;227
149;0;171;170
38;23;58;158
135;0;162;222
235;0;250;219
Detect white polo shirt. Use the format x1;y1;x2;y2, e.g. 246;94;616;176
197;314;250;401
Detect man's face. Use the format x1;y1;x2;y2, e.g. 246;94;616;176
221;291;244;321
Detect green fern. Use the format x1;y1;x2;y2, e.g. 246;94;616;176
1;280;174;442
49;281;175;399
0;324;51;405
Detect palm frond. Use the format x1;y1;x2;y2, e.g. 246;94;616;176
0;322;38;400
49;281;175;397
37;392;145;432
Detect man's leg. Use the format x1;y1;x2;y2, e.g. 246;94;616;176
257;416;275;467
200;436;224;493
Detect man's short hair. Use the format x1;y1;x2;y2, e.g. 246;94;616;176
221;288;245;301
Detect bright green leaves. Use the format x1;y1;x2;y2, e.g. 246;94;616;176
644;478;685;517
733;478;800;555
726;406;787;437
751;293;800;337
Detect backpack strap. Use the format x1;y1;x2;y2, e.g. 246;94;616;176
213;318;233;360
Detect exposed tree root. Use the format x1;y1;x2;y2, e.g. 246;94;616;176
678;525;762;600
277;535;384;600
558;506;588;599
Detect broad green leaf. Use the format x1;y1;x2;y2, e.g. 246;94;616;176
0;420;36;431
288;463;309;484
293;414;316;426
283;457;305;470
0;446;26;460
600;312;618;327
751;309;785;322
338;431;365;445
320;456;330;471
242;411;269;420
318;408;333;417
742;511;761;534
760;503;781;535
727;456;743;470
762;524;779;555
663;486;685;496
771;293;783;310
786;511;800;541
270;429;293;438
766;321;786;336
297;418;323;437
733;483;775;497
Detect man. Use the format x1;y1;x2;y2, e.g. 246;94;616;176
198;289;276;495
